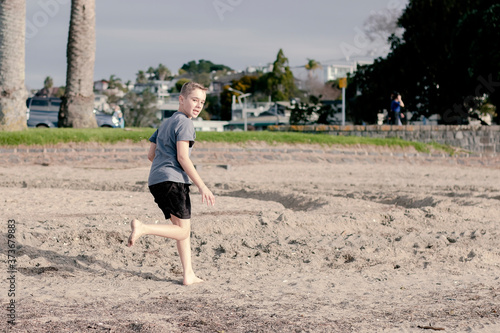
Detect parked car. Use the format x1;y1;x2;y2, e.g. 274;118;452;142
27;97;120;128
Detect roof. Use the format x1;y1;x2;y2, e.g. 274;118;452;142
226;115;289;127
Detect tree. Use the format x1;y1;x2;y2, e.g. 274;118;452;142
136;70;147;84
219;86;234;121
44;76;54;91
55;87;65;98
349;0;500;124
146;66;155;80
180;59;232;74
304;58;322;80
175;78;191;92
290;94;335;125
0;0;27;131
204;94;222;120
37;76;54;97
303;59;340;99
156;63;171;81
215;75;260;121
107;74;120;89
362;5;404;57
258;49;297;101
122;90;159;127
348;60;396;124
194;72;211;87
58;0;97;128
232;75;259;95
451;3;500;123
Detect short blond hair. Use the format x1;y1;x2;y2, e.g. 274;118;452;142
180;81;208;97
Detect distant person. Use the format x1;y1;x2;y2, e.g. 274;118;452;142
113;105;124;128
118;111;124;128
390;92;405;125
127;81;215;286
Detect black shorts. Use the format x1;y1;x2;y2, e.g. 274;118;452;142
149;181;191;220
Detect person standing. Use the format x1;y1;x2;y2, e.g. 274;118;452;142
127;81;215;286
391;92;405;125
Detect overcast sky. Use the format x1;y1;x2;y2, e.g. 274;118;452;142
25;0;408;90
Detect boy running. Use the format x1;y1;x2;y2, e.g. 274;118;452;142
127;81;215;286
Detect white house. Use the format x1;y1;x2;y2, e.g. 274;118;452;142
323;60;373;82
134;80;173;102
192;118;228;132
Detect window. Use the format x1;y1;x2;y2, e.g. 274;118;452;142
31;100;49;107
162;110;176;119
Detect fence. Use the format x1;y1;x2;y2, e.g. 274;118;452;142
269;125;500;154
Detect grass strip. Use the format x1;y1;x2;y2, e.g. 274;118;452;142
0;127;456;154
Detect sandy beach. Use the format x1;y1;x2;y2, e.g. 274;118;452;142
1;142;499;332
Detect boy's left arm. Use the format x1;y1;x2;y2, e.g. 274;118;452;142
177;140;215;206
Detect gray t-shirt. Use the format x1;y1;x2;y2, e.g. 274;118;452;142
148;112;195;186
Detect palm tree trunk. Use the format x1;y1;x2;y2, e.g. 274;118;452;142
59;0;97;128
0;0;27;131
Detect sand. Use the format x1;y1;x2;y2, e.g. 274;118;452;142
1;143;499;332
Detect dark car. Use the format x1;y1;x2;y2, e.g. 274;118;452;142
27;97;120;128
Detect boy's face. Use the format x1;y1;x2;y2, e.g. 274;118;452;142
179;89;206;119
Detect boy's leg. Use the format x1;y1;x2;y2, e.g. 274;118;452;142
127;217;203;285
127;218;189;246
171;216;203;286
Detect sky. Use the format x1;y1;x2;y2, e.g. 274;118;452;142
24;0;408;90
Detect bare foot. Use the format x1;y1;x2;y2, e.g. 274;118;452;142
183;273;203;286
127;219;144;247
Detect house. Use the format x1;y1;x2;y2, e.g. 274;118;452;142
157;99;180;120
133;80;172;102
227;100;292;131
323;60;373;82
94;80;109;91
210;72;246;94
192;118;228;132
225;113;289;131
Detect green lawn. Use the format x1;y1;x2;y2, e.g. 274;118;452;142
0;127;456;154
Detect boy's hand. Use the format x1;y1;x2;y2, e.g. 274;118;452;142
199;185;215;206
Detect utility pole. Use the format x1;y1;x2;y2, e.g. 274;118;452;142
339;77;347;126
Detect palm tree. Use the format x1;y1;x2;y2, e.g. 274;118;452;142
305;58;322;80
156;63;171;81
0;0;27;131
40;76;54;96
44;76;54;90
136;70;147;84
58;0;97;128
107;74;122;89
146;67;156;80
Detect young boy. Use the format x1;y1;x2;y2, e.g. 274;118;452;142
127;81;215;286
